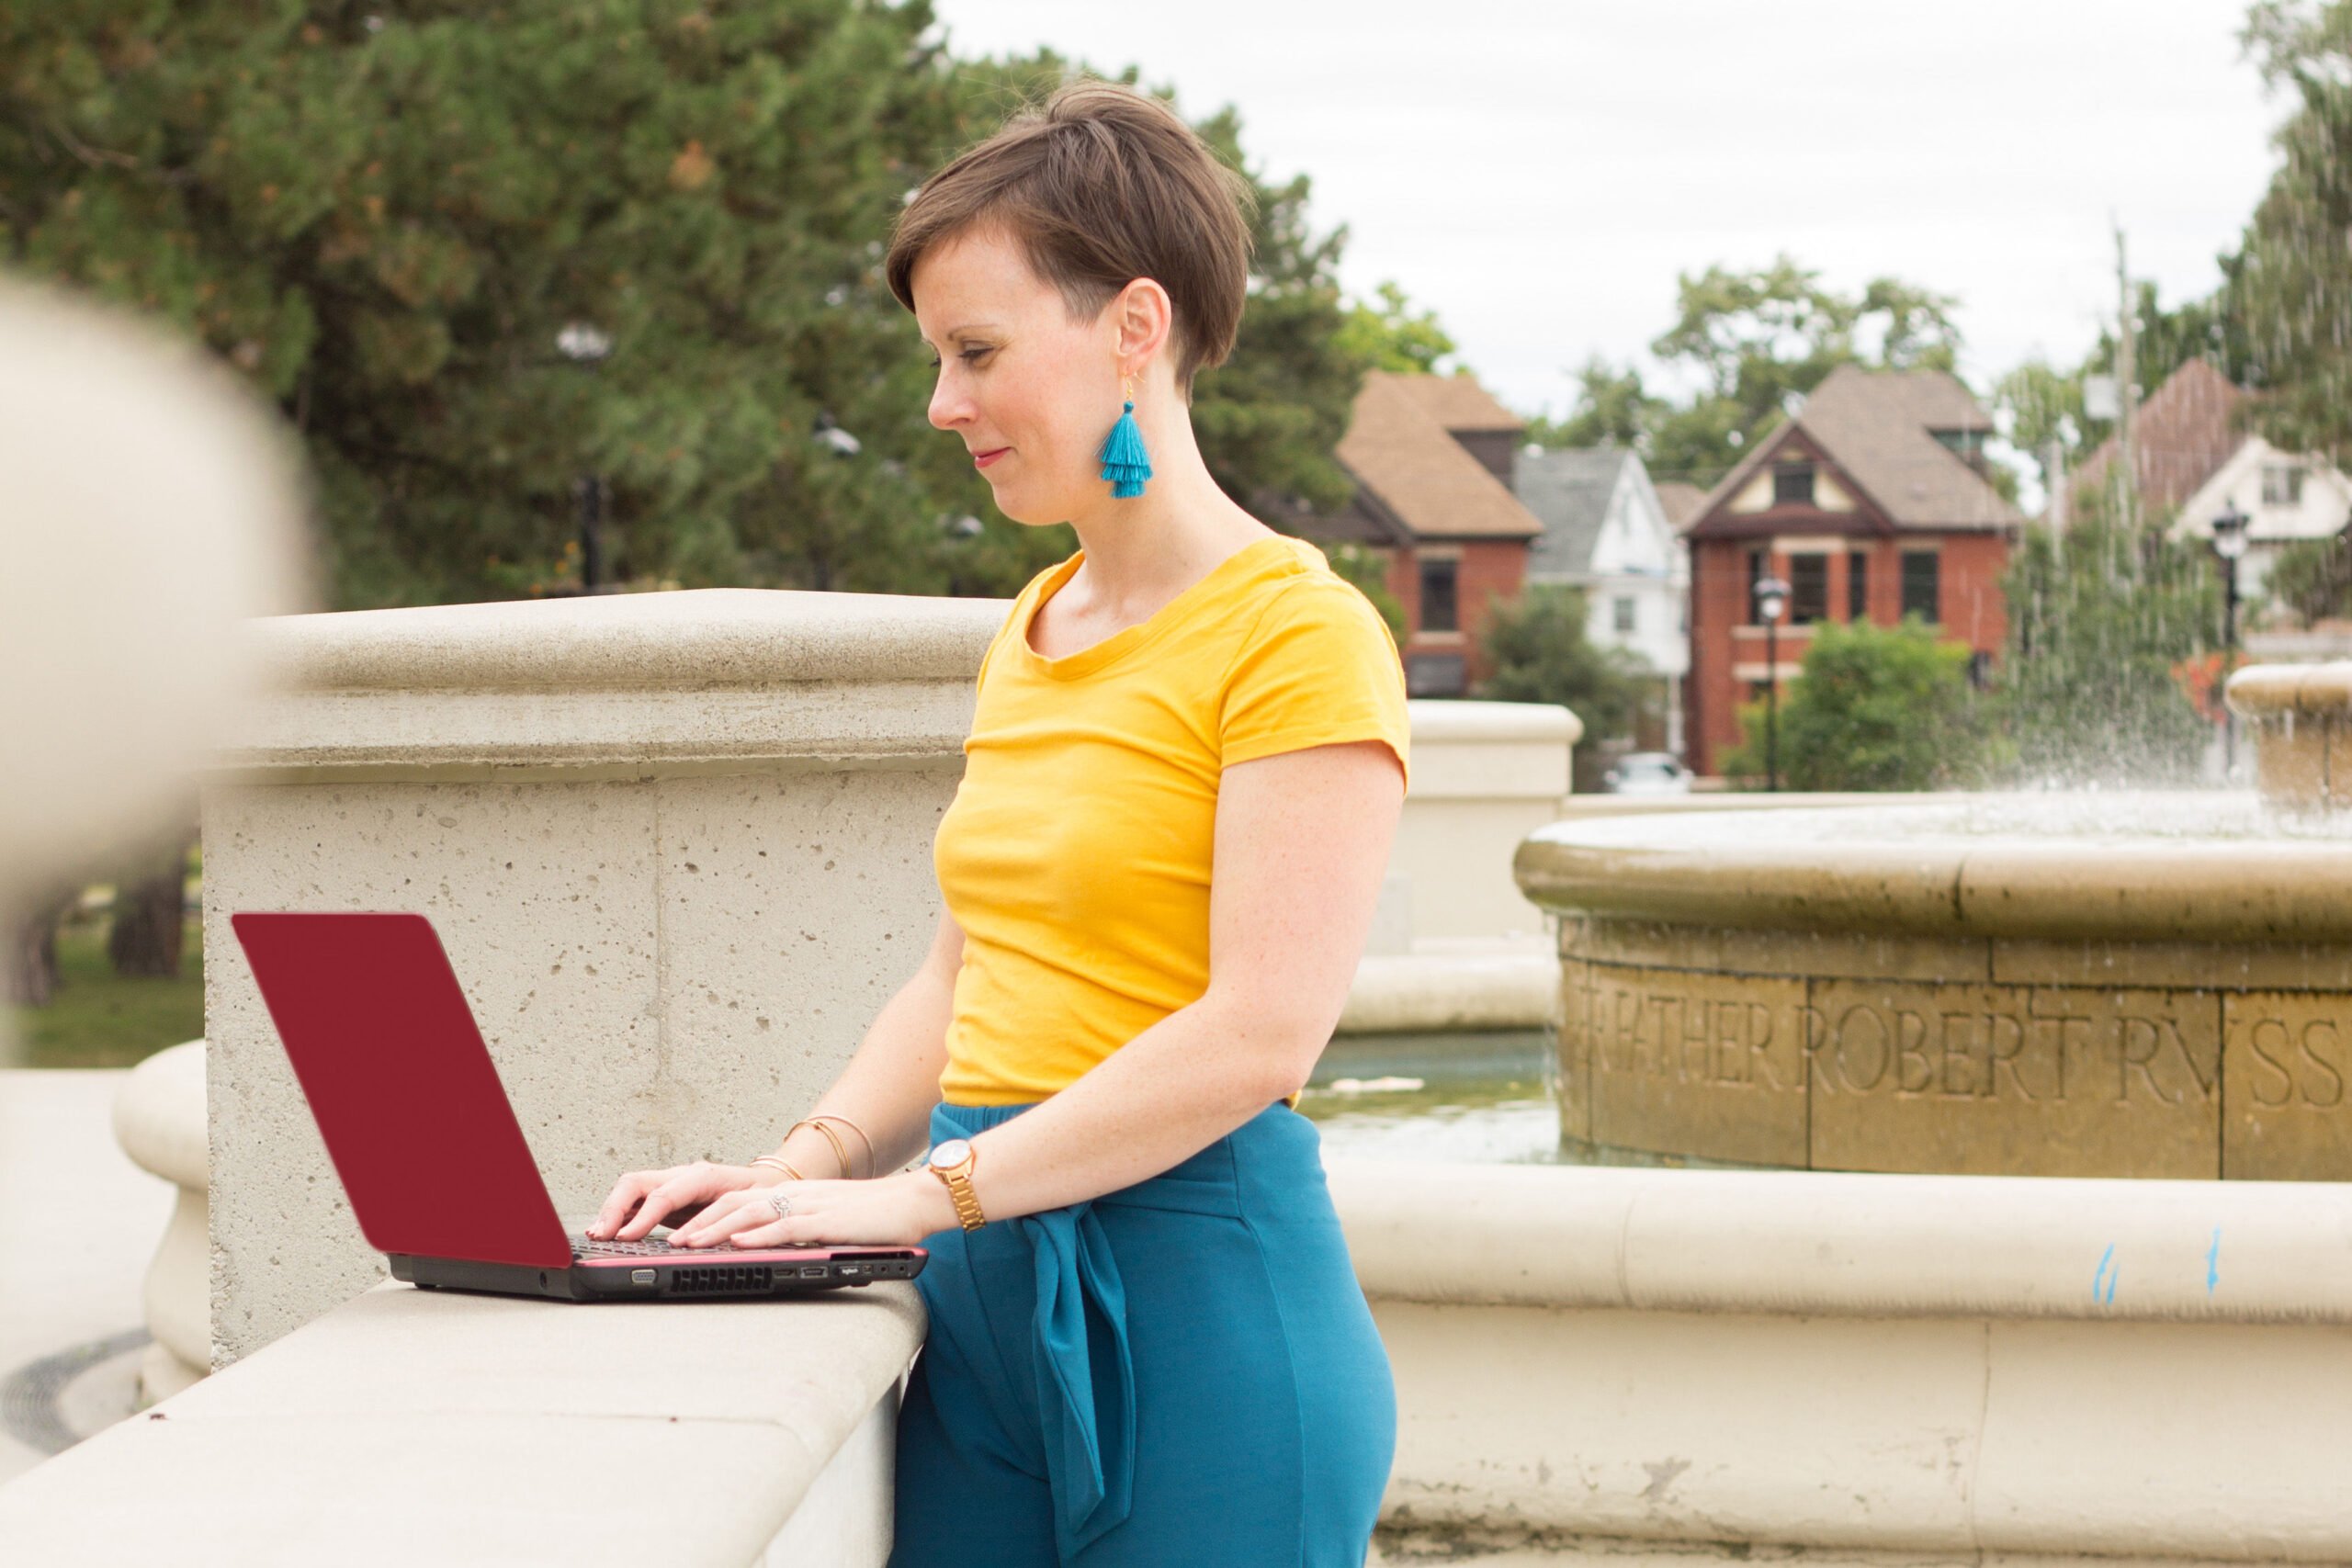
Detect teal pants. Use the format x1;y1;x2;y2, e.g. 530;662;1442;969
890;1100;1396;1567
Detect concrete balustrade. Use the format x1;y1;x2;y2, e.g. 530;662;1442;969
1331;1156;2352;1562
0;1278;922;1566
108;1041;209;1402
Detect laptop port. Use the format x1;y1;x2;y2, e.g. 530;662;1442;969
836;1265;862;1278
798;1266;826;1279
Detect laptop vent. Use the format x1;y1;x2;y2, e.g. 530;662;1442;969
665;1265;775;1297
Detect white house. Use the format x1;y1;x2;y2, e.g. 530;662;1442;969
2171;434;2352;604
1515;446;1690;751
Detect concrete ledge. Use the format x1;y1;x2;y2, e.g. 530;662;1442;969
1340;951;1557;1034
1329;1158;2352;1322
0;1279;923;1567
1330;1158;2352;1562
110;1043;209;1399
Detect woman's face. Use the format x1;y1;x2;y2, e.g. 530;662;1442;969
911;223;1126;527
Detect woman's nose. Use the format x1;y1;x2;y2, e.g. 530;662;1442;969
928;375;972;432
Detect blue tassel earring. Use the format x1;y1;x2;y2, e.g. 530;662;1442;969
1097;376;1152;499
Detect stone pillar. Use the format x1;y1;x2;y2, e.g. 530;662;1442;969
200;589;998;1364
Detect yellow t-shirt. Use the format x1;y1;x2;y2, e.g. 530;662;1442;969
933;533;1411;1106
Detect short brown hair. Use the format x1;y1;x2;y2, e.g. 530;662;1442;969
886;79;1257;396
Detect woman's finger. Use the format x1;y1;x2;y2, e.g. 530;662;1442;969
673;1189;760;1247
589;1172;657;1239
616;1179;690;1240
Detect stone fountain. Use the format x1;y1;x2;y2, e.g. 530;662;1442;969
1510;660;2352;1179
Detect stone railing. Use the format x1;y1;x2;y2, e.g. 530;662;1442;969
0;1276;921;1565
109;1042;209;1402
1331;1156;2352;1562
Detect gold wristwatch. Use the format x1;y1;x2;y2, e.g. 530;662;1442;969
923;1138;986;1231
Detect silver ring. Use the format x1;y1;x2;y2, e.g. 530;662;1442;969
768;1190;794;1221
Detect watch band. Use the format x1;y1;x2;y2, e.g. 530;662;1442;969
927;1148;987;1231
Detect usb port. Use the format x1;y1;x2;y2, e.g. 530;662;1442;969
836;1265;862;1277
798;1266;826;1279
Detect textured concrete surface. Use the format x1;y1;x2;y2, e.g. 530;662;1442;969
1524;795;2352;1178
0;1071;174;1486
0;1278;921;1566
1330;1156;2352;1562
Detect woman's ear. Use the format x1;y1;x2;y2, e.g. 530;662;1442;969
1111;276;1175;376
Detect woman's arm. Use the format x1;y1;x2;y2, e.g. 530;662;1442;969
949;739;1404;1215
669;739;1403;1247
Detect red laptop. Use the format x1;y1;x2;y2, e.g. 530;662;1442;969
230;911;926;1302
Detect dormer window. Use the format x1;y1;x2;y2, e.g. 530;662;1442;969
2263;463;2305;506
1773;463;1815;505
1931;427;1987;471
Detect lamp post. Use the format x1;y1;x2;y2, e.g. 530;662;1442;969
556;321;614;592
2211;502;2250;776
1755;573;1791;793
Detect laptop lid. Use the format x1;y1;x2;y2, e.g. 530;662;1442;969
232;911;572;1269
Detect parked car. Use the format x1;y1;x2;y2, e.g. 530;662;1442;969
1602;752;1692;795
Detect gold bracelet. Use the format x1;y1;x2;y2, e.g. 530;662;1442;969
787;1117;852;1179
749;1155;804;1181
807;1113;876;1179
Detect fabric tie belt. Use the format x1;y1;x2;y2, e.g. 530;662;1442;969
930;1100;1277;1558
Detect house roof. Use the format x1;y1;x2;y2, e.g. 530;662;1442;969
1517;447;1629;577
2070;357;2248;518
1654;480;1706;532
1335;371;1544;540
1694;366;2022;531
1382;371;1525;432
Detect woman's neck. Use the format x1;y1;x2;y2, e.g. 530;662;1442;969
1059;401;1272;615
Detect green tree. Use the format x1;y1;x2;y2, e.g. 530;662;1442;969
1997;498;2222;785
1717;617;2001;792
1524;354;1663;450
1474;585;1649;740
1331;279;1458;375
1524;257;1965;487
0;15;1369;607
2233;0;2352;462
2262;530;2352;626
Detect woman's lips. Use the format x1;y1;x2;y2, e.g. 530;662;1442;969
973;446;1009;469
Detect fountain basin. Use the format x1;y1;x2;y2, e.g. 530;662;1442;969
2230;658;2352;807
1515;793;2352;1180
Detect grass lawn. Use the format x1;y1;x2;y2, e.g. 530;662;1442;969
6;913;205;1070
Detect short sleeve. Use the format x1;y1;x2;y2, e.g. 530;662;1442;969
1219;578;1411;792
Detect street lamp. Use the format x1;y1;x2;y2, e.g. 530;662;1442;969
1755;573;1791;793
2211;501;2251;775
556;321;614;593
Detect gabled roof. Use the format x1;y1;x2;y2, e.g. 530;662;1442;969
1517;447;1629;576
1335;371;1544;540
1694;366;2022;531
1654;480;1707;533
2070;357;2248;518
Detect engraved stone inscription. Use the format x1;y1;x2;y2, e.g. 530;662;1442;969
2223;992;2351;1181
1805;982;2221;1178
1575;964;1807;1167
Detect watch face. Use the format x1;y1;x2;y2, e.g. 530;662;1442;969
929;1138;972;1170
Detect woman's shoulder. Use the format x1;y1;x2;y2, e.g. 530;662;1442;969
1229;537;1397;647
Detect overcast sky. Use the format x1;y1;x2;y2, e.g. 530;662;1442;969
924;0;2290;427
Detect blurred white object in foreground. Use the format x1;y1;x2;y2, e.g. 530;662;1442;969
0;273;311;906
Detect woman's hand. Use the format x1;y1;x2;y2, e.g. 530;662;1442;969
668;1169;956;1251
587;1159;761;1241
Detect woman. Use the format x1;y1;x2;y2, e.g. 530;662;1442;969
588;79;1408;1567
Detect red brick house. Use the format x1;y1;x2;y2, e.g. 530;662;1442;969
1682;367;2023;776
1293;371;1544;695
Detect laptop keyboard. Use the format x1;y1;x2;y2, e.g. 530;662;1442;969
571;1235;684;1258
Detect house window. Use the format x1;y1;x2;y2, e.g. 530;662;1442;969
1931;428;1984;462
1406;652;1466;697
1747;547;1768;624
1419;558;1459;634
2263;464;2305;506
1789;553;1830;625
1612;596;1637;634
1847;549;1870;620
1773;463;1815;506
1901;549;1940;623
